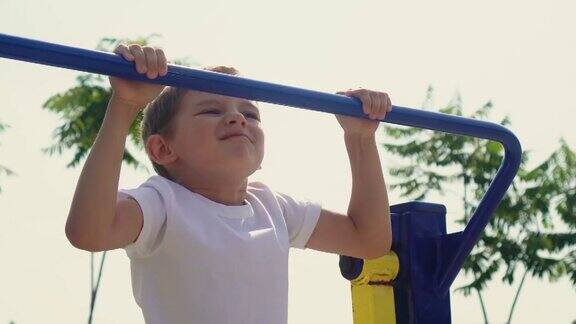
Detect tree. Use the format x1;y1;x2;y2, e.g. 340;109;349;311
381;86;576;323
42;37;150;170
0;120;15;193
43;34;195;324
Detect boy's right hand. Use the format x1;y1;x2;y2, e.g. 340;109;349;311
109;44;169;110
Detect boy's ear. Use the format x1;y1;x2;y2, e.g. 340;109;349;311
146;134;178;166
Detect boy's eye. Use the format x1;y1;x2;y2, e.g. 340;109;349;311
203;109;221;115
201;108;260;121
243;112;260;121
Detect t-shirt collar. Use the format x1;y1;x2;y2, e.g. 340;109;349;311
191;191;254;219
158;175;255;219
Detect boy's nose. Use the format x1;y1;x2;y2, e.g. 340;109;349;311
225;111;247;126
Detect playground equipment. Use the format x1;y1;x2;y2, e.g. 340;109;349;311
0;33;522;324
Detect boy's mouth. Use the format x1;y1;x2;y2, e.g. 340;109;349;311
220;132;252;143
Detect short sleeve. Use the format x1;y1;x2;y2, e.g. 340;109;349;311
274;191;322;249
117;186;167;259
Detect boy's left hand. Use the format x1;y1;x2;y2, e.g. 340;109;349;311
335;88;392;137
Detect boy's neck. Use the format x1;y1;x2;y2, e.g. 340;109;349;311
174;174;249;206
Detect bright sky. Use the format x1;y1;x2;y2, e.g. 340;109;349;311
1;0;575;323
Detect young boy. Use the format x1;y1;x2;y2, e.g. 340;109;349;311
65;44;393;323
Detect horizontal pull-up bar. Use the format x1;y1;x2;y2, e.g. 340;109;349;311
0;33;521;295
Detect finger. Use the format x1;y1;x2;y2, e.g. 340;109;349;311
373;93;384;120
156;48;168;76
372;93;384;120
129;44;147;74
374;93;392;120
142;46;158;79
114;44;134;61
356;89;373;118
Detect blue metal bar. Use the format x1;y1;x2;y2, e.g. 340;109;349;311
0;33;522;295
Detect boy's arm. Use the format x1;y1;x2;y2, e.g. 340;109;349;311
65;99;143;251
306;89;392;259
343;133;392;256
65;44;167;252
306;134;392;259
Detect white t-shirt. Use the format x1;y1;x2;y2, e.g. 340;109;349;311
118;175;322;324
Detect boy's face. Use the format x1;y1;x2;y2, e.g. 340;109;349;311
165;90;264;179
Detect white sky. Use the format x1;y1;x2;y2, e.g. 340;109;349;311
1;0;575;323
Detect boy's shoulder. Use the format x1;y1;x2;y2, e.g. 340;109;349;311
248;181;287;198
247;181;273;196
247;181;268;190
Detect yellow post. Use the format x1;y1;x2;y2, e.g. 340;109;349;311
350;252;400;324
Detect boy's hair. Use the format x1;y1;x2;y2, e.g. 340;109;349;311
141;65;241;179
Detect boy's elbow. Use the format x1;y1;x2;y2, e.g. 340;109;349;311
65;226;105;253
365;237;393;259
